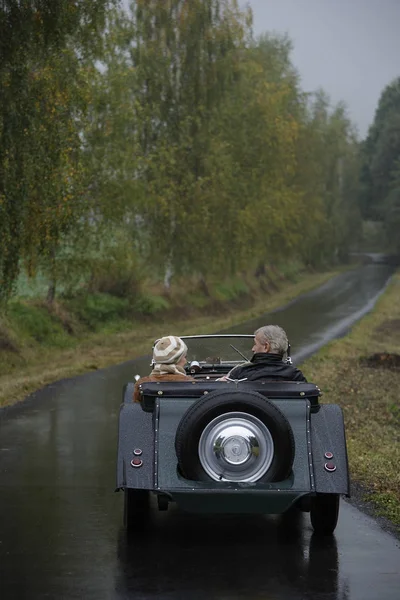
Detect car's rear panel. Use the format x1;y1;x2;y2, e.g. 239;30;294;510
154;397;313;514
116;382;350;514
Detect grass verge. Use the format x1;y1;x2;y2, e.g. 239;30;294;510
302;272;400;534
0;268;343;408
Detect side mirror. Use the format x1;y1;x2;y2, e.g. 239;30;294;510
286;342;293;364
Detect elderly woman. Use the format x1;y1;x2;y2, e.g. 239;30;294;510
133;335;194;402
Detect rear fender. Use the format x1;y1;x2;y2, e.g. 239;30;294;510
310;404;350;496
116;384;155;490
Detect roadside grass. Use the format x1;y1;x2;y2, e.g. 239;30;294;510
0;268;344;408
7;301;73;346
302;272;400;531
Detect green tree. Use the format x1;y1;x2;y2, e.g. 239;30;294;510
87;5;362;287
0;1;115;302
359;78;400;221
382;161;400;253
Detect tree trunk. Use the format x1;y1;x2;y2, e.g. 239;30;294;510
46;247;57;306
46;281;56;306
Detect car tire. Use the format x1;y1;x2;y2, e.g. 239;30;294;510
310;493;340;535
175;389;295;483
124;489;150;531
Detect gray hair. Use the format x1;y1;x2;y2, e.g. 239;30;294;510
254;325;289;357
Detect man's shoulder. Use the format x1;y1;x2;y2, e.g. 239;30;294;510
228;362;253;376
292;368;307;382
233;361;253;370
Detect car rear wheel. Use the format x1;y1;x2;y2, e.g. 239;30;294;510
175;390;295;483
124;489;150;531
310;493;340;535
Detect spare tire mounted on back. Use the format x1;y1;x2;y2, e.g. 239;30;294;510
175;390;295;483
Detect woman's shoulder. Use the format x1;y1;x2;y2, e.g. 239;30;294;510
155;373;194;382
135;373;193;386
133;373;193;401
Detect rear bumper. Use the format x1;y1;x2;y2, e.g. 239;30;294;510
165;488;312;514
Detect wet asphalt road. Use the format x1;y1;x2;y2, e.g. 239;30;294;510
1;263;400;600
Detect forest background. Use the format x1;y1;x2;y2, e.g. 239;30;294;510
1;0;400;375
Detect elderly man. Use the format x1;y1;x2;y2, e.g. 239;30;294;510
222;325;307;382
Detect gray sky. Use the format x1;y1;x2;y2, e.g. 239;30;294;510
243;0;400;138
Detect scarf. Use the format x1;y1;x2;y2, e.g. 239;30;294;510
150;363;187;376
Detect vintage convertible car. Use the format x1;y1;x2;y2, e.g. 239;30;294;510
116;335;350;535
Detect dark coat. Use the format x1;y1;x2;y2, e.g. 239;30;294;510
228;353;307;382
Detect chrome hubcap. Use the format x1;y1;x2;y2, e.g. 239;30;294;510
221;432;251;465
198;412;274;482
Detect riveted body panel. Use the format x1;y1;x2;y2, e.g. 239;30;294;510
139;380;320;412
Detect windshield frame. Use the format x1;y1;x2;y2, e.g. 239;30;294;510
179;335;253;340
155;334;255;365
